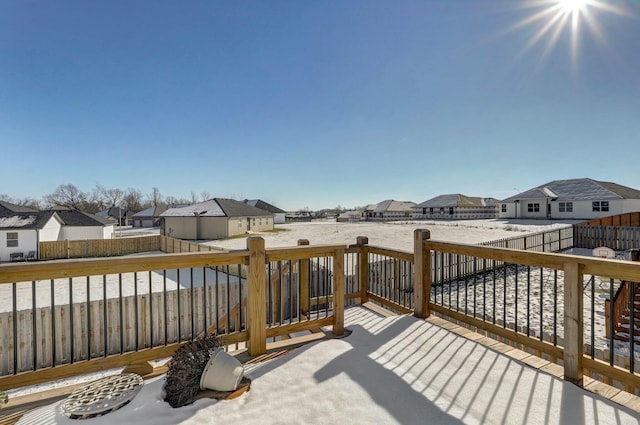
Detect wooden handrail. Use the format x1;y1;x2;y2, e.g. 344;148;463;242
0;250;249;285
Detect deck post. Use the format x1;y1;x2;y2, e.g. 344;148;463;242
298;239;310;316
333;248;345;336
563;261;583;385
357;236;369;304
414;229;431;318
247;237;267;356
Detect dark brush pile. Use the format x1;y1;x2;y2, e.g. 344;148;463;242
163;334;221;408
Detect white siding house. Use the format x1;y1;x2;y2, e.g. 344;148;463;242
0;204;115;262
53;209;115;240
0;212;63;262
499;178;640;220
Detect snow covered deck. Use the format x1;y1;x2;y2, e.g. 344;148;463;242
11;305;640;425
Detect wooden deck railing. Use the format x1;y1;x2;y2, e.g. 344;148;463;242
412;229;640;392
3;229;640;398
0;237;346;392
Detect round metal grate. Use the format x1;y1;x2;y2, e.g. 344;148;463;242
61;373;144;419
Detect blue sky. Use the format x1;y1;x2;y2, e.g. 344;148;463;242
2;1;639;211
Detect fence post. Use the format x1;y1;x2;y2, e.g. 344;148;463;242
414;229;431;319
563;261;583;385
247;237;266;356
298;239;310;316
357;237;369;304
333;249;345;336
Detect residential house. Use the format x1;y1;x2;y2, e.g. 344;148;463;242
337;210;361;222
361;200;416;221
499;178;640;220
0;201;61;262
285;210;314;222
96;206;131;226
131;204;169;228
0;200;39;216
0;204;114;262
159;198;274;240
244;199;287;224
50;208;116;240
413;194;499;220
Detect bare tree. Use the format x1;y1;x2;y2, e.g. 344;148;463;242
123;188;144;212
200;191;212;201
44;184;88;210
150;187;163;206
18;197;42;210
190;191;199;204
96;184;124;208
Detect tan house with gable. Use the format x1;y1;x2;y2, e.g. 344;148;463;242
361;200;416;221
160;198;274;240
413;194;499;220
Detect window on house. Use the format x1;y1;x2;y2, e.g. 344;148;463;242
439;208;444;214
449;207;454;215
501;204;507;213
7;232;18;247
559;202;573;213
592;201;609;212
429;208;433;214
527;203;540;213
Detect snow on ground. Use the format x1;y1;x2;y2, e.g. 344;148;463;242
202;219;577;252
16;306;640;425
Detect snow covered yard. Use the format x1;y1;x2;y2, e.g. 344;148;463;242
202;219;577;251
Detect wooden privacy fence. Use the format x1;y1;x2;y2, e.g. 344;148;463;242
580;212;640;227
0;284;242;375
480;226;573;252
573;225;640;251
38;235;231;260
39;236;161;260
159;235;229;254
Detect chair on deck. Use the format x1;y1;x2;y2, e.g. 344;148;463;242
10;252;24;262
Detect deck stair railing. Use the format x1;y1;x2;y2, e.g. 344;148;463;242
605;251;640;344
606;281;640;343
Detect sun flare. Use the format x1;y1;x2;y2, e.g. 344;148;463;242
558;0;588;14
505;0;632;71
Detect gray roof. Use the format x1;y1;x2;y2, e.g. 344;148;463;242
244;199;286;214
371;200;416;213
415;194;498;209
161;198;273;218
132;204;168;218
51;208;114;226
501;178;640;202
0;201;39;216
0;211;61;230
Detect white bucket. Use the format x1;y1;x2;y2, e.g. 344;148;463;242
199;348;244;392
